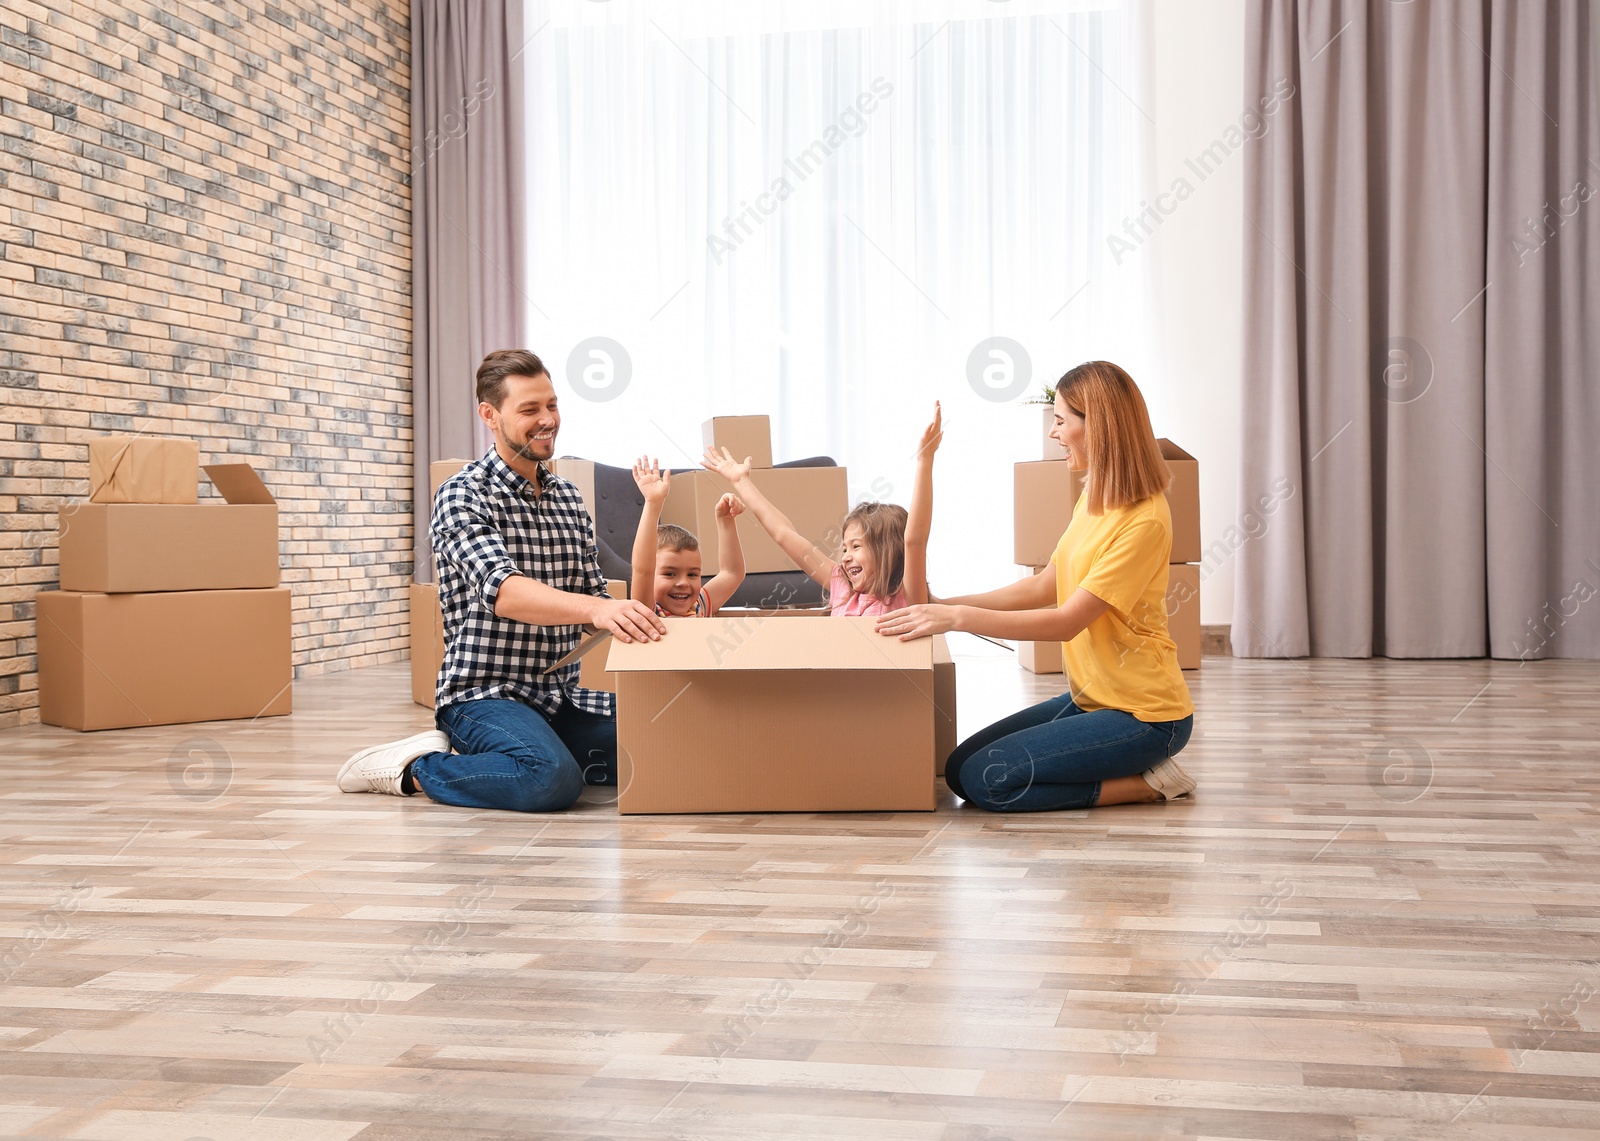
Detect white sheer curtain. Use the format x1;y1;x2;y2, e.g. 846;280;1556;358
521;0;1152;595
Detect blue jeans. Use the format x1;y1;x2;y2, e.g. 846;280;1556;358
945;692;1193;813
409;697;616;812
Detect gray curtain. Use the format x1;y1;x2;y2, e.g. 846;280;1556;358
1235;0;1600;659
411;0;527;580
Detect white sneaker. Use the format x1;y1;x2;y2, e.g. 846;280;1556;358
337;730;450;796
1141;756;1196;800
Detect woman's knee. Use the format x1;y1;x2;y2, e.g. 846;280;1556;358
953;750;1034;812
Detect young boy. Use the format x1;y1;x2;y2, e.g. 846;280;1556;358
630;457;747;616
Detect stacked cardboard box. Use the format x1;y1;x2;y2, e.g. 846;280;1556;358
38;438;292;730
1014;438;1201;672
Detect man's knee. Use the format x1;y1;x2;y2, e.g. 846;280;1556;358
505;755;585;813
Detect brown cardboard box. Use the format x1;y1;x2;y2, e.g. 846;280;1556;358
1013;461;1084;568
410;582;444;707
702;415;773;469
662;466;849;575
411;579;627;708
606;615;937;814
429;458;473;502
1166;563;1201;670
1160;440;1201;564
932;633;957;777
88;437;199;504
1013;439;1200;566
547;457;597;520
60;463;279;593
1018;637;1064;674
37;588;292;731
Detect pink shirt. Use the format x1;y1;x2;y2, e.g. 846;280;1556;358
827;564;908;617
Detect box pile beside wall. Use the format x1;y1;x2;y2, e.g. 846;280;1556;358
39;439;292;731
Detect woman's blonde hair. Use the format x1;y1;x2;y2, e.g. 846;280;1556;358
1054;360;1170;514
839;501;907;602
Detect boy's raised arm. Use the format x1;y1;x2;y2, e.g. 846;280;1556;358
701;447;836;588
629;457;670;612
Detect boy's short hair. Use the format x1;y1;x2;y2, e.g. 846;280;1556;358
656;524;699;553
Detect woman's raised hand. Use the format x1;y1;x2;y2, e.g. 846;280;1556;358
631;456;671;505
917;401;943;460
701;445;753;484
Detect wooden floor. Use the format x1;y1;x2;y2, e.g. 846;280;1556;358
2;638;1599;1140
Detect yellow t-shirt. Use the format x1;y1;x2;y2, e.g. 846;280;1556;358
1052;489;1194;722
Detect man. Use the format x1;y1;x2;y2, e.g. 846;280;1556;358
337;349;665;811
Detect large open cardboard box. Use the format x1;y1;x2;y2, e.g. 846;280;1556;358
603;615;941;814
88;437;199;504
37;587;292;731
1014;439;1200;567
662;466;848;575
702;415;773;469
60;463;279;593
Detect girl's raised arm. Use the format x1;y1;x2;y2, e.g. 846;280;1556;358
903;402;940;604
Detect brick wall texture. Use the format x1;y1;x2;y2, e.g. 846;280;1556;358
0;1;413;726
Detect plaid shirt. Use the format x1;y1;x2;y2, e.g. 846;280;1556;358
430;448;614;717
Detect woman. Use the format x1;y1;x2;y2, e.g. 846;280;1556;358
875;361;1195;812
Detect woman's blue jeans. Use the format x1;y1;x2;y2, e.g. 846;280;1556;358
409;697;615;813
945;692;1194;812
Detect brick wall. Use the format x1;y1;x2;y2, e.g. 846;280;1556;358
0;2;414;726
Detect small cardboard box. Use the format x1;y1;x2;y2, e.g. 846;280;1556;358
88;437;200;504
662;466;848;575
606;615;937;814
429;458;473;502
702;415;773;469
1166;563;1201;670
411;578;627;708
1018;637;1064;675
1013;439;1200;567
60;463;279;593
37;587;292;731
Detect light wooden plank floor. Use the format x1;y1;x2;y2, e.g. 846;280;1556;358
2;637;1599;1140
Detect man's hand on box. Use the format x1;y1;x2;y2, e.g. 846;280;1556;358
595;598;666;643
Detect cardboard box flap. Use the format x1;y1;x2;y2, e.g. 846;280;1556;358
203;463;276;505
607;615;931;673
544;630;613;674
1158;438;1196;463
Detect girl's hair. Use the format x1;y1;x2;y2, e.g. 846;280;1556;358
1054;360;1171;515
656;524;699;553
840;501;908;601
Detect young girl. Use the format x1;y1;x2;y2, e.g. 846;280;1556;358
700;403;941;616
629;457;747;616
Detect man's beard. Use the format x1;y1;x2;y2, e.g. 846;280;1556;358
507;428;553;461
